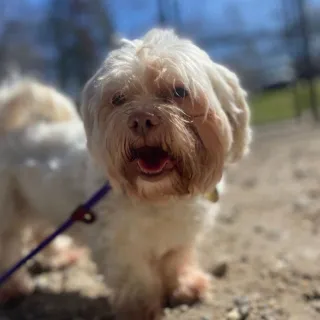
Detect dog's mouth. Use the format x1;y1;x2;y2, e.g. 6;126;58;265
131;146;174;176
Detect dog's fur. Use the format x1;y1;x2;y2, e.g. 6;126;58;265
0;76;85;296
0;76;86;272
0;29;251;319
0;76;79;134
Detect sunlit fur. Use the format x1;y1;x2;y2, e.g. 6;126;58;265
81;28;251;318
0;29;251;320
82;29;251;202
0;76;85;299
0;75;84;268
0;76;79;134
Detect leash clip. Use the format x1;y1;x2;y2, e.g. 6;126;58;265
0;182;111;287
71;205;96;224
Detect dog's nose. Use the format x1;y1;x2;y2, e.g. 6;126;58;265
128;111;160;135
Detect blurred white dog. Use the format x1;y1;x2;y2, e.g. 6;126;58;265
0;76;88;296
0;29;251;320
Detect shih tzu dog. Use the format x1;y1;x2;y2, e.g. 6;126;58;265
0;29;251;320
80;28;251;319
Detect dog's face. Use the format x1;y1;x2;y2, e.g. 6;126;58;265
81;29;251;201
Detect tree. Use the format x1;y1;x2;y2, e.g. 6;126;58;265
0;0;42;80
42;0;116;94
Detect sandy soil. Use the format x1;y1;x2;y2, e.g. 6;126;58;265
1;118;320;320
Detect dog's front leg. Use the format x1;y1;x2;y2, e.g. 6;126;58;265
104;255;163;320
160;246;212;308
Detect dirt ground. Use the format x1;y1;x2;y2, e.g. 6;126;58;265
1;117;320;320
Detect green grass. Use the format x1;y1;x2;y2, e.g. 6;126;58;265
250;80;320;125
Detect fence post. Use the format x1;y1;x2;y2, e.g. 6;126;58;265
297;0;319;121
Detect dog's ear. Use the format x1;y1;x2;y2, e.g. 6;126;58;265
81;38;142;137
208;63;252;163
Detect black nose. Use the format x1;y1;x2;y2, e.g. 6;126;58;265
127;111;160;136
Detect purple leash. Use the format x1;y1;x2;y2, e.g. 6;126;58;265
0;182;111;287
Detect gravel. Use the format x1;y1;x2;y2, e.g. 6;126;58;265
1;120;320;320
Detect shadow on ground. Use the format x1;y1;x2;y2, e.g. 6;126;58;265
0;290;113;320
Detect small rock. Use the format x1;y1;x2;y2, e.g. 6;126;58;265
261;314;275;320
275;281;286;292
253;225;264;234
307;188;320;199
240;255;249;263
227;308;241;320
293;168;308;179
219;206;240;224
260;268;269;278
242;178;257;188
314;287;320;296
234;296;249;307
234;296;250;318
211;261;228;278
267;298;277;307
311;300;320;313
292;196;310;212
265;229;281;241
272;258;288;272
179;304;189;312
251;292;262;302
239;305;250;318
303;287;320;301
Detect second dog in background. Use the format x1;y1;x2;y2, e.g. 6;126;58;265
0;76;86;297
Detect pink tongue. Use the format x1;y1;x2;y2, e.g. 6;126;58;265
138;157;169;172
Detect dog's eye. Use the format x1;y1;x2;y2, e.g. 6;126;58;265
112;93;126;106
173;87;188;98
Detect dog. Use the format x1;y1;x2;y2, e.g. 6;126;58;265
0;76;87;297
0;29;251;320
0;75;79;134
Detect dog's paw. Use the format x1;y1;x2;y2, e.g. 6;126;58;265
169;268;212;307
45;246;86;269
32;235;87;270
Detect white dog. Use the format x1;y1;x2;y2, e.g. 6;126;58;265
0;75;79;133
0;29;251;320
0;76;88;270
0;76;88;295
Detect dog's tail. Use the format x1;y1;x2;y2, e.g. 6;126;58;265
0;75;79;135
